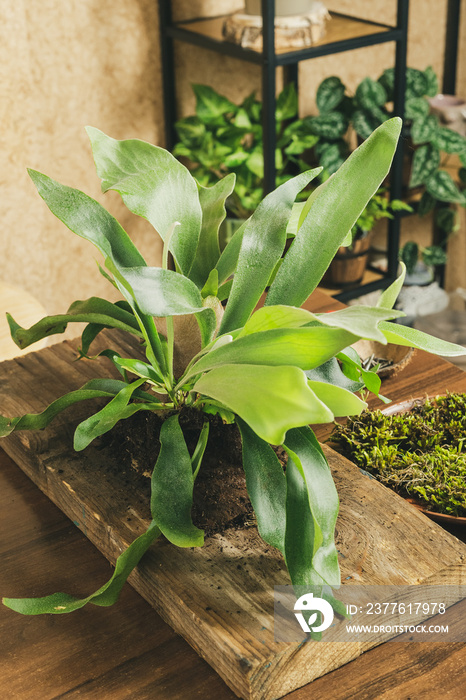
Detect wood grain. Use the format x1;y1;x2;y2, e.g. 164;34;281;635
178;13;388;56
1;296;466;699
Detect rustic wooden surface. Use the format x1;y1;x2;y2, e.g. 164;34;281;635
1;289;466;699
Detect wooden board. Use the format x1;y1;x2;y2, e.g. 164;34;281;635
1;332;466;700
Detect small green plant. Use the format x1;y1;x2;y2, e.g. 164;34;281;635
347;189;411;247
330;393;466;516
173;83;317;218
1;119;465;622
309;67;466;237
399;240;448;275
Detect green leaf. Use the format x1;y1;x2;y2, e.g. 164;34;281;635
377;262;406;309
405;97;430;121
411;115;438;145
188;175;236;288
187;326;358;380
0;377;156;439
308;112;348;140
276;83;298;122
418;190;436;216
74;379;150;451
352;109;384;140
400;241;419;274
194;364;333;445
284;452;324;587
28;170;146;270
86;127;202;276
239;305;315;336
355;77;387;110
3;521;161;614
201;269;219;298
337;348;382;397
266;118;402;307
219;169;320;334
422;245;448;267
7;297;141;350
191;421;210;480
314;305;404;343
174;115;206;148
195;301;219;349
425;170;465;204
379;321;466;356
318;141;347;174
305;358;364;394
405;68;428;99
114;358;164;385
122;267;205;317
435;207;457;234
193;84;237;123
432;127;466;154
150;415;204;547
378;68;394;101
307;380;366;417
238;419;286;553
409;144;441;188
245;150;264;178
424;66;439;97
284;426;340;587
316;77;346;113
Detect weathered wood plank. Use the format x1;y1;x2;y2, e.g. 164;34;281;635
1;332;465;700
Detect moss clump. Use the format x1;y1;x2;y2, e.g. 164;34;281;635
330;392;466;517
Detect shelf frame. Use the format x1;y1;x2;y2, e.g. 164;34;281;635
159;0;411;301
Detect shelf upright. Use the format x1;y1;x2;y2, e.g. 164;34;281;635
159;0;410;301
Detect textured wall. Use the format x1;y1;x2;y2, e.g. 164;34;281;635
1;0;465;326
1;0;164;320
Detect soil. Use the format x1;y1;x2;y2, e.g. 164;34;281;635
101;408;255;537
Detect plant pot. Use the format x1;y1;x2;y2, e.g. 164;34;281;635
380;396;466;526
352;339;414;378
2;333;466;698
322;234;371;287
333;395;466;528
245;0;319;16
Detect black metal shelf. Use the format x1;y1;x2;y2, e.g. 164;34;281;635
159;0;410;300
166;12;404;65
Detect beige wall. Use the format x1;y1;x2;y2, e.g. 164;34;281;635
1;0;164;319
1;0;465;322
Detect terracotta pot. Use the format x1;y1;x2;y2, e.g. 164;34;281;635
323;234;371;287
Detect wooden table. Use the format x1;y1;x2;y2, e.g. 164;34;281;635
1;289;466;700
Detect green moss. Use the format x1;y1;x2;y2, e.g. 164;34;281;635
330;392;466;517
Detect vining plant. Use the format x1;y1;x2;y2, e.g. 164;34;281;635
2;119;465;621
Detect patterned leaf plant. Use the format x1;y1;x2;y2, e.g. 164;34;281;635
2;119;465;619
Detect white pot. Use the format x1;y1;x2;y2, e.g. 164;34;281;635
245;0;318;16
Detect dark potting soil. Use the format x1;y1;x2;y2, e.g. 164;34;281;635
101;408;255;537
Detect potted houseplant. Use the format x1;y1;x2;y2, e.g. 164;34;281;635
399;239;448;285
173;82;317;242
1;117;465;623
308;67;466;239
